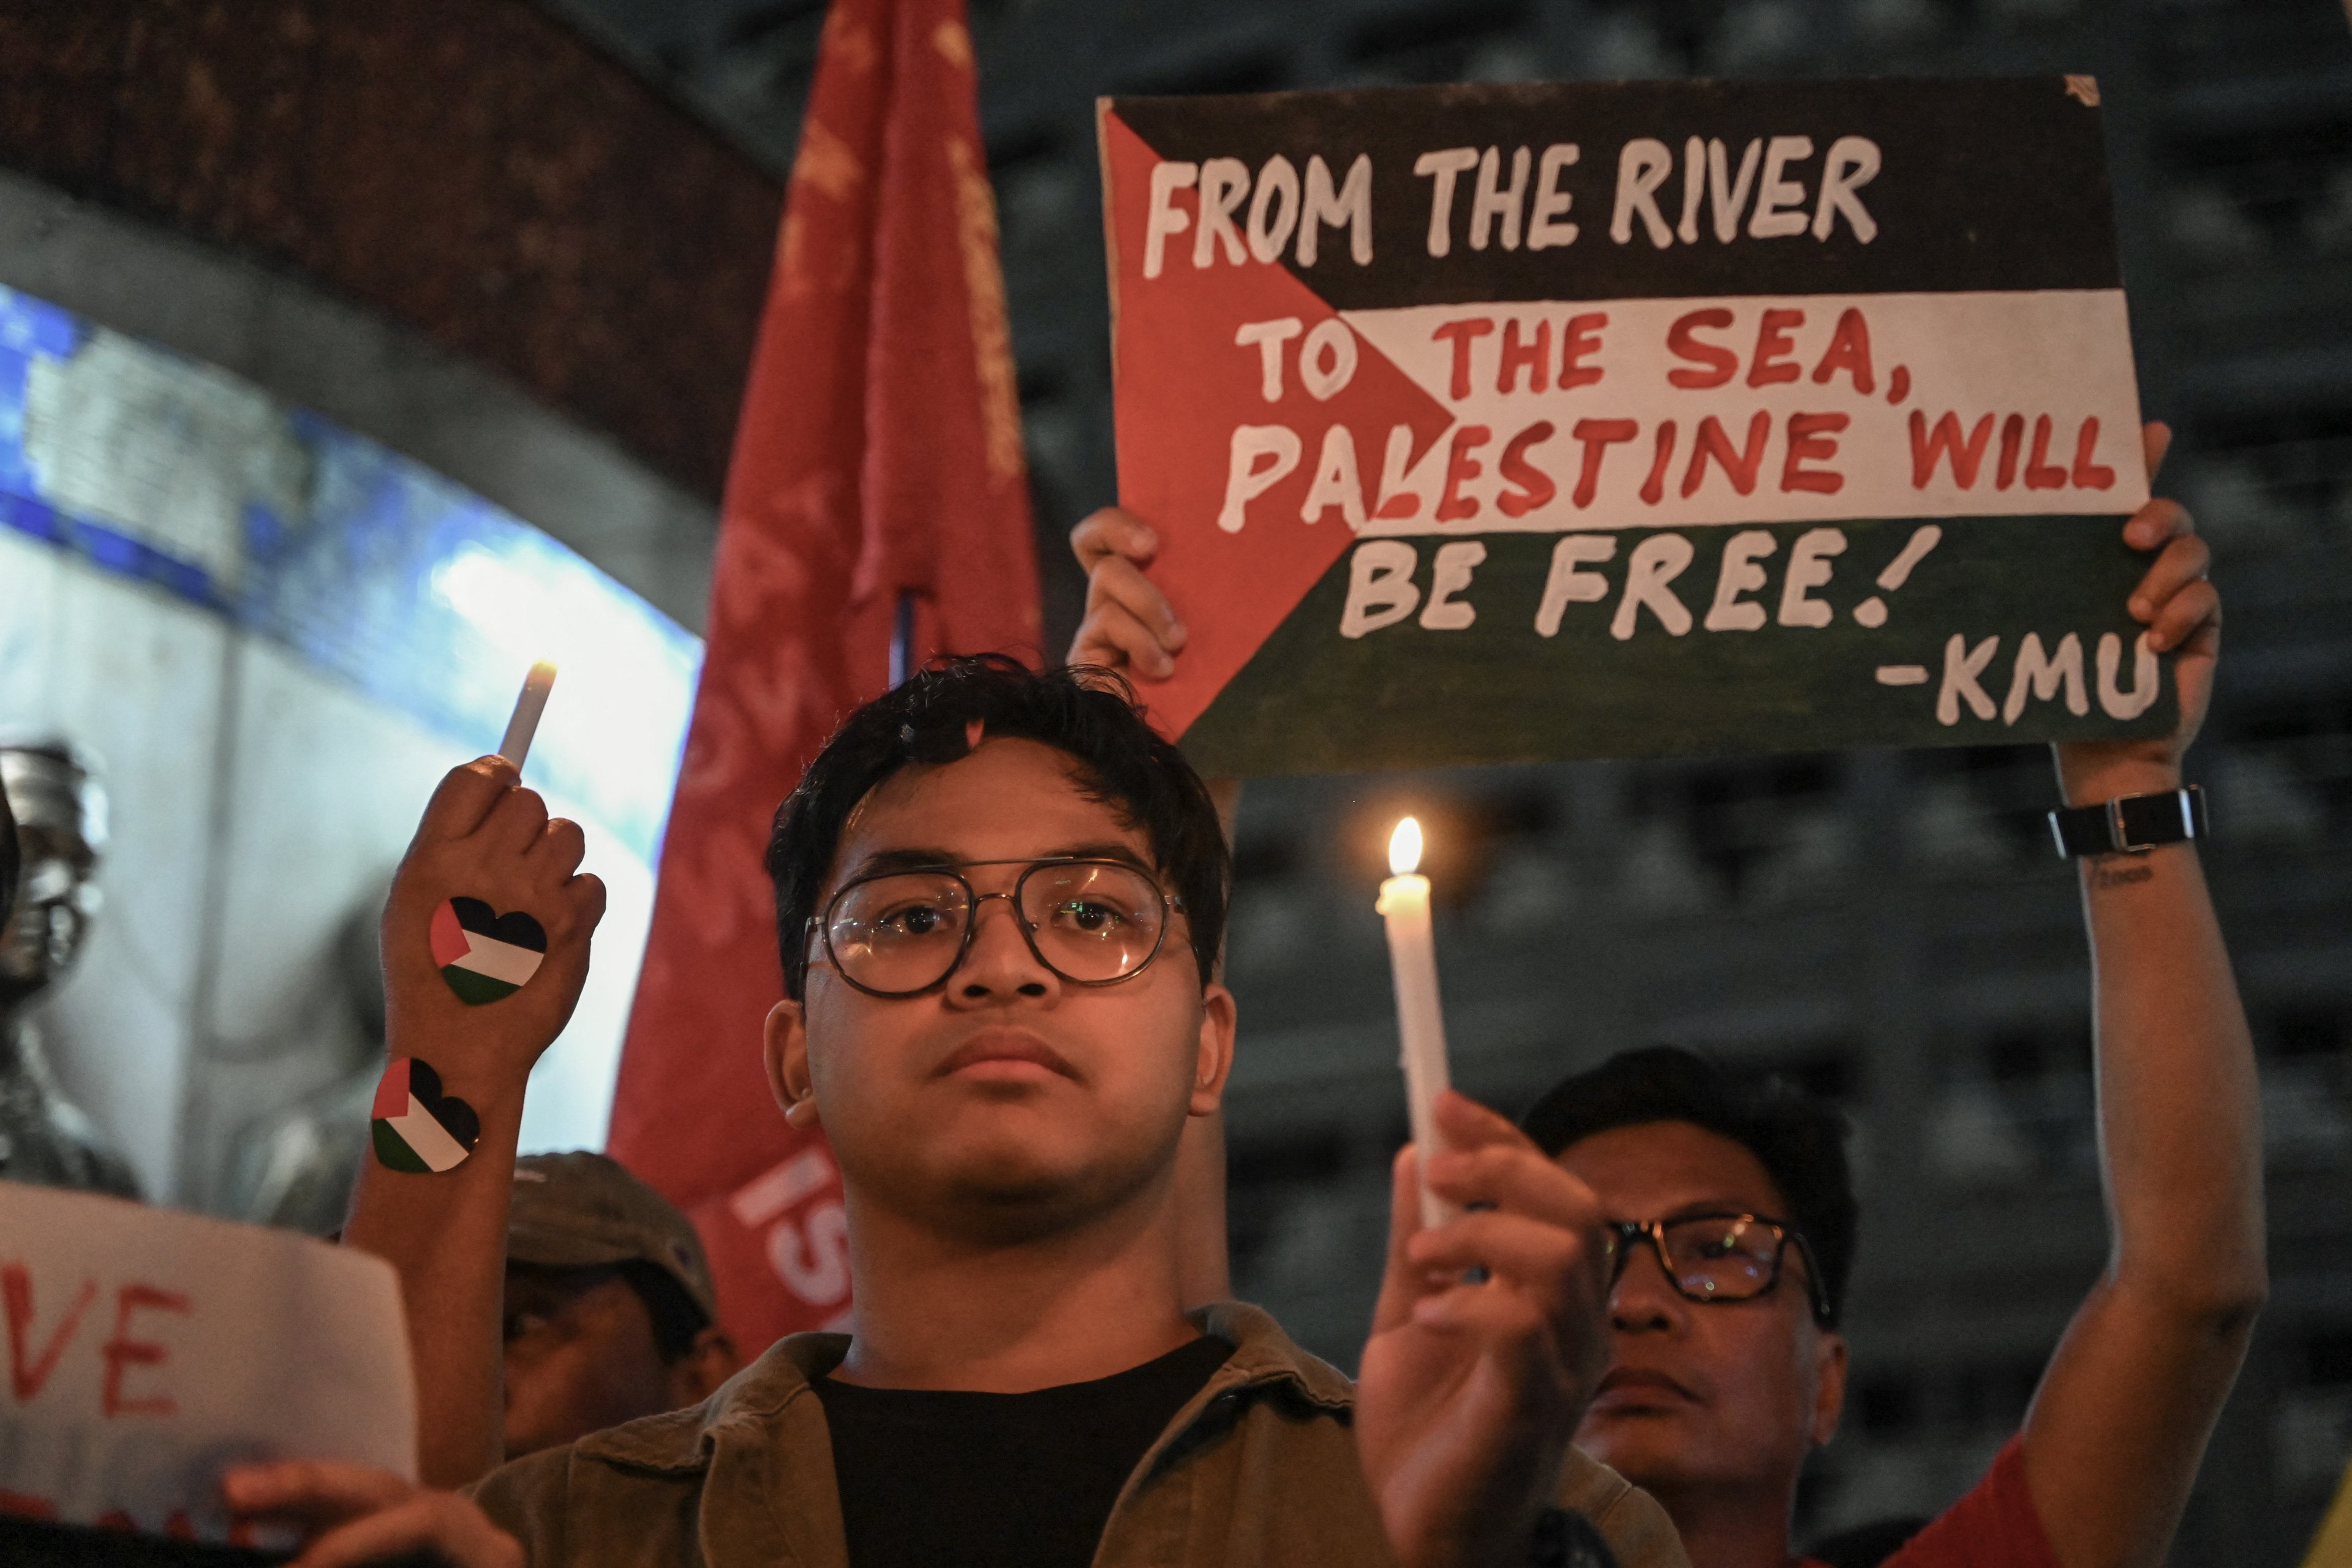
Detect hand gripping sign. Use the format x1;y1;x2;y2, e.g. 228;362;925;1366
1098;77;2170;773
0;1183;415;1547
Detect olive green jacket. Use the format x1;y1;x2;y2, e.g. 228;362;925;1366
472;1302;1689;1568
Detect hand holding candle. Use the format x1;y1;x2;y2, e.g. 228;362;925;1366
1378;816;1461;1229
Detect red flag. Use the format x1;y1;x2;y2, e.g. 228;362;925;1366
607;0;1040;1354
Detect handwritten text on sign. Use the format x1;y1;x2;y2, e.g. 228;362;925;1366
1101;79;2168;772
0;1182;414;1544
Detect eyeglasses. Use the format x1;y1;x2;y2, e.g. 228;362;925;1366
810;858;1185;998
1605;1212;1833;1327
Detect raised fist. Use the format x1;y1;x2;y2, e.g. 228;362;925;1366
380;758;607;1090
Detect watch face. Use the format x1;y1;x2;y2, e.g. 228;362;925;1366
2052;787;2198;858
2117;791;2175;848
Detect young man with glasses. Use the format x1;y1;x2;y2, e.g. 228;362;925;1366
227;658;1689;1568
1065;420;2260;1568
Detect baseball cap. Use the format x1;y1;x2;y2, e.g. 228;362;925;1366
507;1151;717;1328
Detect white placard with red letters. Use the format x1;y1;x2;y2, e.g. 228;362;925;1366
0;1181;415;1544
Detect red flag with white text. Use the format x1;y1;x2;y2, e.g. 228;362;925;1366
608;0;1039;1355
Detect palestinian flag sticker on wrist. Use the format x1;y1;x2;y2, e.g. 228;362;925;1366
371;1057;480;1175
430;897;546;1005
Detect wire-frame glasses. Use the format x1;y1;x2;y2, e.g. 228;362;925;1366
812;858;1184;998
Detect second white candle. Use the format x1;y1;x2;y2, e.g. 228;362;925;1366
1377;816;1461;1230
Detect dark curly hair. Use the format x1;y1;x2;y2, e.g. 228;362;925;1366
1521;1045;1859;1329
766;655;1231;1001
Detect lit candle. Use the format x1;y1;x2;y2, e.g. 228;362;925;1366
497;660;559;770
1378;816;1460;1229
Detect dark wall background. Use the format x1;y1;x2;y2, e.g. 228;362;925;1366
0;1;782;501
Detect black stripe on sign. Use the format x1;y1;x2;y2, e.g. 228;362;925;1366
1175;513;2168;775
1107;77;2119;305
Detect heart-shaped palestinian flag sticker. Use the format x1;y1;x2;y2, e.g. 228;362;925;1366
371;1057;481;1174
430;897;546;1005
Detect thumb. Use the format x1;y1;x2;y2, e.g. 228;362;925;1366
1072;507;1159;571
1372;1144;1436;1332
2141;420;2172;484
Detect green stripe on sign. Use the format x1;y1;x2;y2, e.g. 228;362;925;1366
1179;513;2171;776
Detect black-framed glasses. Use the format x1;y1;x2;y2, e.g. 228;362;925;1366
1606;1212;1833;1327
810;858;1186;998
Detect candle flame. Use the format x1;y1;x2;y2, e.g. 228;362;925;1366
1388;816;1423;876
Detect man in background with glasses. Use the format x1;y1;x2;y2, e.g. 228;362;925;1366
1515;426;2259;1567
1520;1050;1896;1568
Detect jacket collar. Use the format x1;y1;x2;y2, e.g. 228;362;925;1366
571;1301;1350;1476
1194;1300;1354;1411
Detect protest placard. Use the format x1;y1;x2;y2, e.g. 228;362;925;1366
0;1182;415;1549
1099;77;2171;774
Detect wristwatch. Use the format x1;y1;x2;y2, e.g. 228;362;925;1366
1532;1508;1616;1568
2047;785;2207;858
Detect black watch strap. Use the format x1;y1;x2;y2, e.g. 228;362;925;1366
2047;785;2207;858
1532;1508;1618;1568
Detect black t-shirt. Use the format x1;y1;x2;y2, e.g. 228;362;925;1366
811;1334;1235;1568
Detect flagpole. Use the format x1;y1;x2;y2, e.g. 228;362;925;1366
889;590;918;687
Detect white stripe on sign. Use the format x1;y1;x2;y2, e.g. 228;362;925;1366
458;933;542;986
386;1096;472;1173
1332;289;2145;535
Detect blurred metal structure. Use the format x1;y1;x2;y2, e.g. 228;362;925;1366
0;5;729;1206
0;742;138;1197
550;0;2352;1556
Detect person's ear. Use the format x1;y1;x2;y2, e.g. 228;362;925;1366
1189;982;1237;1117
666;1324;743;1407
764;999;820;1129
1809;1328;1850;1447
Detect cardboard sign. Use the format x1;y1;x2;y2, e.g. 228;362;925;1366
0;1182;415;1544
1099;78;2172;774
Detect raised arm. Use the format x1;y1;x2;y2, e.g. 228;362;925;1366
341;759;605;1487
2023;423;2265;1568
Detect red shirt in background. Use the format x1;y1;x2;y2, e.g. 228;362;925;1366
1802;1437;2060;1568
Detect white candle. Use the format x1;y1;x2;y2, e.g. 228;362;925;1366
1378;816;1460;1229
497;660;559;770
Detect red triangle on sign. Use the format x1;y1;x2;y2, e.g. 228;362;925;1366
1101;107;1457;745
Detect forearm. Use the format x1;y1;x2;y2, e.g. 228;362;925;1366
349;756;601;1488
2063;753;2265;1311
2019;755;2264;1568
2022;440;2247;1567
343;1065;530;1488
